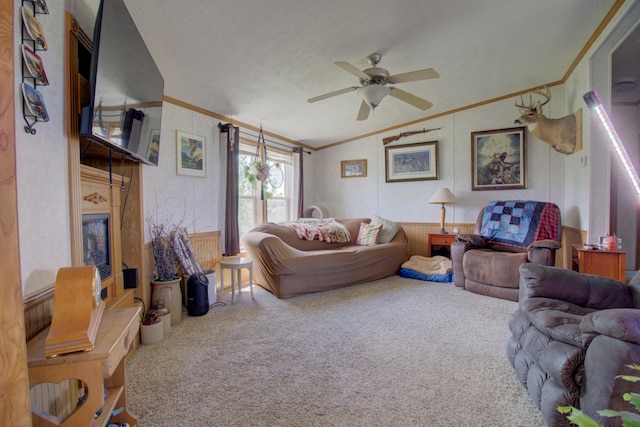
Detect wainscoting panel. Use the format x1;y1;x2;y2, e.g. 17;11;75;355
399;223;574;269
23;285;55;342
399;223;475;257
144;230;222;309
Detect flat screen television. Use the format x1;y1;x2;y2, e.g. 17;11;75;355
80;0;164;166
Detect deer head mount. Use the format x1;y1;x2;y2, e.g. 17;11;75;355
514;87;582;155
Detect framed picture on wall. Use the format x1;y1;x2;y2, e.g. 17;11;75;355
341;159;367;178
176;130;206;177
147;129;161;165
471;126;526;191
385;141;438;182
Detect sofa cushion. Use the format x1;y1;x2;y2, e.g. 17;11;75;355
356;222;382;246
371;215;400;244
581;308;640;347
462;249;527;289
519;263;634;310
522;297;592;348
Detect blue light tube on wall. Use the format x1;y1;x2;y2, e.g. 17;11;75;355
583;90;640;199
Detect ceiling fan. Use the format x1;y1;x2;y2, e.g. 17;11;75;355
307;52;439;121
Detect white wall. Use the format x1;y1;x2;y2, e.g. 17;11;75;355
14;1;226;297
142;102;221;242
14;1;637;297
307;90;567;225
15;1;71;296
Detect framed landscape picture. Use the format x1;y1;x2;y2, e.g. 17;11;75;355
176;130;206;177
385;141;438;182
471;127;526;191
341;159;367;178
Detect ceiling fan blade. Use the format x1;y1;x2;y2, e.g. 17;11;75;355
307;87;357;103
389;87;433;110
387;68;440;84
356;100;371;121
335;62;370;80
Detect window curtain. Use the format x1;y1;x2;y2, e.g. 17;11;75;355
293;147;304;219
219;123;240;255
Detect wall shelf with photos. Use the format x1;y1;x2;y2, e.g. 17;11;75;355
20;0;50;135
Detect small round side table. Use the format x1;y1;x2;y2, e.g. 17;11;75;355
219;257;254;302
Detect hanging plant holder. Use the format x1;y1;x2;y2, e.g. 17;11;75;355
255;126;270;199
254;162;271;182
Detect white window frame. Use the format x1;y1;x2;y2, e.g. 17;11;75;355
238;141;294;237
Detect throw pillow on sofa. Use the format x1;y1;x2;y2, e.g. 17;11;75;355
371;215;400;244
356;222;382;246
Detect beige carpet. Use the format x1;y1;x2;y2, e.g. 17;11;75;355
126;276;546;427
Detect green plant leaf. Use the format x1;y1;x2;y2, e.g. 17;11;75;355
559;406;603;427
624;392;640;413
618;376;640;383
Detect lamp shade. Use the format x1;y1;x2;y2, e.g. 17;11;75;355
357;84;390;109
428;188;457;204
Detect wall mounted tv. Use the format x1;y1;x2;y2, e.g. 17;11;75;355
80;0;164;166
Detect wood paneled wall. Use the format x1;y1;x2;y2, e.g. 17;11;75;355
400;222;575;268
400;223;475;257
24;231;222;341
143;231;222;311
1;0;32;422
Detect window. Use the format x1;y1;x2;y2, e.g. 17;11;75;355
238;142;294;237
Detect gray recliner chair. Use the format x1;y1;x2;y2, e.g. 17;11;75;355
508;263;640;426
451;200;561;301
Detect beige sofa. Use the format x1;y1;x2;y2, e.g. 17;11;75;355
241;218;408;298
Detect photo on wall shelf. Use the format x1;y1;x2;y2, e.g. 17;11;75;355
385;141;439;182
471;126;526;191
21;45;49;85
147;129;161;165
21;7;48;50
21;82;49;122
33;0;49;14
176;130;206;177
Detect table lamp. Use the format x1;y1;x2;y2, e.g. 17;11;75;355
428;188;457;233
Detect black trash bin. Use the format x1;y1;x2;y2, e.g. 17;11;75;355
187;272;209;316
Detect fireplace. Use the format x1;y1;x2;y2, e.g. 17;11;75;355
82;213;111;280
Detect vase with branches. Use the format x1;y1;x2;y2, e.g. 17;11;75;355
147;215;179;282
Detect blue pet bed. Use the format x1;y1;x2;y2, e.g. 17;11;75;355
399;268;453;283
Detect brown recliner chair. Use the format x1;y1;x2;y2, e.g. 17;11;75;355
451;200;561;301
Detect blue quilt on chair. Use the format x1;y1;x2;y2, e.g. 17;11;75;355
479;200;561;250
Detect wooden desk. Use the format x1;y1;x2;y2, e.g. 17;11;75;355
571;244;626;282
27;307;141;427
427;233;458;257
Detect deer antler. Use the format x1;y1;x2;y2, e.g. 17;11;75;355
532;86;550;107
515;87;550;111
515;93;533;110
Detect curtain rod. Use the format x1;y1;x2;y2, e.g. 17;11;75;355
218;123;311;154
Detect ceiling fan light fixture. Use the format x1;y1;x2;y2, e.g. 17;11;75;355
357;84;390;109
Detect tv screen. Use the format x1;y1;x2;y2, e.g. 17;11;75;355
80;0;164;166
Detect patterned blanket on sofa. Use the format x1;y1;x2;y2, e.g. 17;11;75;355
479;200;561;250
285;218;351;243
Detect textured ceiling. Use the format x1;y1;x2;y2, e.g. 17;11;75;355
120;0;623;148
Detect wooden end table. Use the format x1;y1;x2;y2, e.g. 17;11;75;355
571;243;626;282
427;233;458;258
